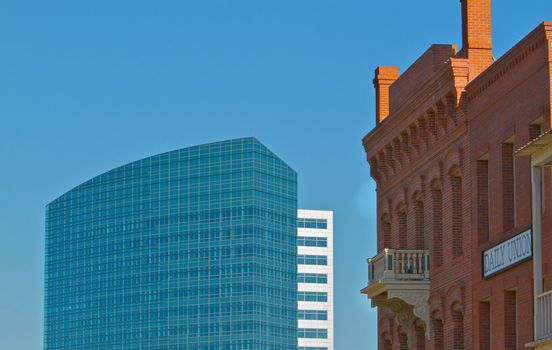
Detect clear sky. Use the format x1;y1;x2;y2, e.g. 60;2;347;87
1;0;552;349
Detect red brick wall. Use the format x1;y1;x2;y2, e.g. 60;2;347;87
363;4;552;350
467;22;552;350
389;45;456;114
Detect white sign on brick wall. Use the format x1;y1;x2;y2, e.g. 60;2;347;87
482;229;532;279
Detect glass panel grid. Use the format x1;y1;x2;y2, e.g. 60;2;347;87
45;137;298;350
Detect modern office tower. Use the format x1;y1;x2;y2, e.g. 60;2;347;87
44;137;298;350
296;209;334;350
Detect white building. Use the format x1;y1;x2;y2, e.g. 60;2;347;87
297;209;334;350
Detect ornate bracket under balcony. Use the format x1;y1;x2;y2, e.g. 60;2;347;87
361;249;431;342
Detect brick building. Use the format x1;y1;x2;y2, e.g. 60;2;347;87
361;1;552;349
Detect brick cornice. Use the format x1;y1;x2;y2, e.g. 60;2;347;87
465;21;552;102
375;129;467;197
363;58;469;157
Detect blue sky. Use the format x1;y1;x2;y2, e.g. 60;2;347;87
1;1;551;348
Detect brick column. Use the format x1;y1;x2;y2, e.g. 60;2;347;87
458;0;493;79
374;66;399;125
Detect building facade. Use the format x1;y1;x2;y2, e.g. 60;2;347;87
361;1;552;349
296;209;334;350
517;130;552;349
44;137;298;350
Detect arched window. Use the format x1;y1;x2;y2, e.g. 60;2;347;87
432;317;444;350
452;308;464;350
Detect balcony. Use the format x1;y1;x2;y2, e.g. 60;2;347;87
361;249;431;341
536;290;552;344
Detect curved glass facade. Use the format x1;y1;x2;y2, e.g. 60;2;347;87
44;137;297;350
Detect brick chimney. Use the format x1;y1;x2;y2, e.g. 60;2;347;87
459;0;493;79
374;66;399;124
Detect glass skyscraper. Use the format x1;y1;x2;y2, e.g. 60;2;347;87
44;137;298;350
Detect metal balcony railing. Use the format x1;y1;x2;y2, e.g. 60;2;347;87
537;289;552;341
368;249;430;285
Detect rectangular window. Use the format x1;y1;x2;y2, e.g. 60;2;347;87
502;140;515;232
451;174;463;257
298;310;328;320
297;273;327;284
297;218;328;229
477;157;490;244
297;255;328;266
479;301;491;350
297;236;327;247
432;186;443;267
398;210;407;249
453;310;464;350
298;291;327;302
414;201;424;249
382;215;391;250
298;328;328;339
504;291;517;350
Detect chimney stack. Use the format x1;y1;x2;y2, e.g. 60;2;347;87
374;66;399;124
459;0;493;78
